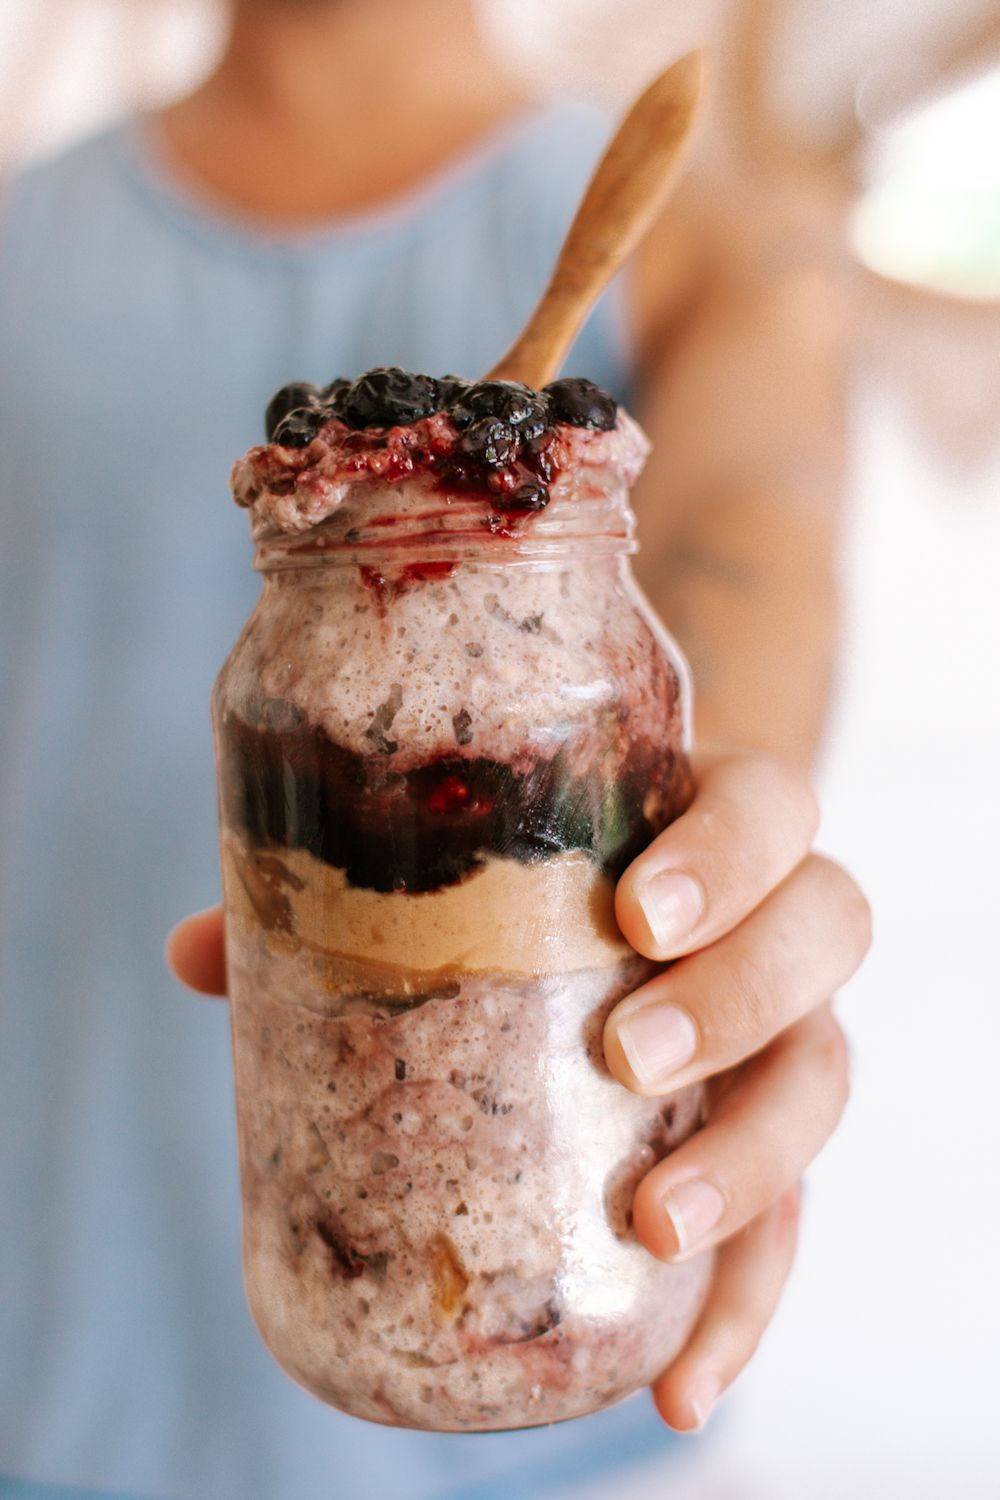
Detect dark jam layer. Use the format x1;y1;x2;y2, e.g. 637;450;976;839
218;708;690;895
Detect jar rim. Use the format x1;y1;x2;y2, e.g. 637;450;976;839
252;482;638;572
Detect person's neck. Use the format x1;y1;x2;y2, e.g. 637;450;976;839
161;0;531;225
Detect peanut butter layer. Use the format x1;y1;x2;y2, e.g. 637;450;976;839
222;834;632;976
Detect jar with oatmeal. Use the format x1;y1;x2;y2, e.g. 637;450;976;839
214;367;712;1431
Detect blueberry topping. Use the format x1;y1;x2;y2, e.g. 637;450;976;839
512;405;551;442
265;382;321;440
260;366;622;512
522;434;557;485
338;367;442;429
266;367;618;443
451;380;551;437
272;407;322;449
497;480;549;512
457;418;518;468
544;377;618;431
321;378;351;406
435;375;471;409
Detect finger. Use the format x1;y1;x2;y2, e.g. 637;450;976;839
165;906;228;996
605;852;870;1095
615;753;819;960
632;1006;847;1261
652;1184;802;1433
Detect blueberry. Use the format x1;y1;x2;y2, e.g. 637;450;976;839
544;377;618;431
451;381;550;438
272;407;322;449
321;378;351;409
457;418;518;468
496;480;549;512
338;367;442;428
265;382;320;440
522;433;557;484
435;375;471;410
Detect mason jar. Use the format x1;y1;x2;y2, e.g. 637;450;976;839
214;400;713;1431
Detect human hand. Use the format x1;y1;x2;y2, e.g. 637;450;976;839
167;905;227;997
605;751;871;1432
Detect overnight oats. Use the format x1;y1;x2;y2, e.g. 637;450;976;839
214;368;713;1431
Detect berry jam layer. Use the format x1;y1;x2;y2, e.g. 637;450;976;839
232;367;649;537
217;711;689;895
227;914;712;1430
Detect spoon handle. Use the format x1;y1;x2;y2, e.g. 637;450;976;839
487;51;706;389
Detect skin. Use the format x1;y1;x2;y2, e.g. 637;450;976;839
165;0;872;1436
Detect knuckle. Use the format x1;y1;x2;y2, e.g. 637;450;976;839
729;1304;777;1375
756;1143;800;1211
779;1182;803;1225
812;1012;852;1117
849;885;874;957
810;855;874;962
775;761;821;838
696;810;751;900
725;951;774;1041
747;753;821;840
838;871;873;960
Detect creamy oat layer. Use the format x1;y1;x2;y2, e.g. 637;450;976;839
227;537;683;773
228;928;712;1430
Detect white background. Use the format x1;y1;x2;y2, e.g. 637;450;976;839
2;3;999;1497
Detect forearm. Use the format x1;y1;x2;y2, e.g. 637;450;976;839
636;488;840;769
630;238;851;771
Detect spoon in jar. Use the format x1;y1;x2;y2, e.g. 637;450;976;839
486;50;706;390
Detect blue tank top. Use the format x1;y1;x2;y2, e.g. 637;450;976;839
0;112;678;1500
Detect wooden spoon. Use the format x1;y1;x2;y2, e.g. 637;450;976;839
487;50;706;389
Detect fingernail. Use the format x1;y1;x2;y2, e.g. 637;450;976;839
616;1004;698;1087
688;1371;722;1431
661;1177;725;1255
636;870;704;951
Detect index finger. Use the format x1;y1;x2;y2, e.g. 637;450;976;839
165;906;228;996
615;753;819;960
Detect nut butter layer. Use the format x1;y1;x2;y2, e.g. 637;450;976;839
223;834;633;978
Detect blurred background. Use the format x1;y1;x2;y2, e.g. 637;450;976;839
2;1;998;1496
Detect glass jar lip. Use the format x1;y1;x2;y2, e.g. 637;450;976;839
252;481;638;572
255;533;638;573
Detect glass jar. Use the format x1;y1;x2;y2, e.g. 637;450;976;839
213;464;712;1432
